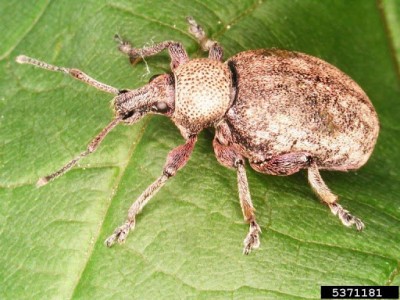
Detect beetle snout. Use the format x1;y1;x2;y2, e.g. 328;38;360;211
112;74;175;122
111;91;140;122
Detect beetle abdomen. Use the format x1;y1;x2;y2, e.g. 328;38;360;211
225;49;379;170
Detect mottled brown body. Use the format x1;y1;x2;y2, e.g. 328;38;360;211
223;50;379;174
17;17;380;254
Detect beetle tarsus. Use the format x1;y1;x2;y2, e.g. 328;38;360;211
186;16;214;51
114;33;123;44
105;220;135;247
329;202;365;231
186;16;206;44
308;162;365;231
243;221;261;255
186;16;224;61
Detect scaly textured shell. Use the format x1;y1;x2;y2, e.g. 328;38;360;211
225;49;379;170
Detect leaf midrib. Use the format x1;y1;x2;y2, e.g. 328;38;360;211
69;116;152;299
34;1;400;297
377;0;400;82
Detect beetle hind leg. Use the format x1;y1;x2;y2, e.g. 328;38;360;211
250;152;313;176
308;162;364;231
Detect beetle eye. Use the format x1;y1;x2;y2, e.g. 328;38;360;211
148;74;161;83
154;102;168;113
122;111;134;120
118;89;129;95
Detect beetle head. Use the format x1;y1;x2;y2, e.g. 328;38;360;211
113;73;175;124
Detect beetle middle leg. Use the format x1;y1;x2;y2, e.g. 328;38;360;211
105;135;197;247
308;162;364;231
236;159;262;255
213;130;261;254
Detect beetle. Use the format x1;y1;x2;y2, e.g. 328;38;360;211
16;17;379;254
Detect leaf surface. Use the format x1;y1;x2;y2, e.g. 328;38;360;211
1;1;399;299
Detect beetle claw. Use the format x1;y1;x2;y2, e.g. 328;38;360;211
329;202;365;231
114;33;125;45
243;221;261;255
105;220;135;247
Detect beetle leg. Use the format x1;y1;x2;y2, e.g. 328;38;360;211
186;16;224;61
235;160;262;255
15;55;120;95
308;162;365;231
114;34;189;70
213;134;261;254
105;135;197;247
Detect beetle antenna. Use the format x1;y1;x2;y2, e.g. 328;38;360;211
16;55;120;95
37;117;122;187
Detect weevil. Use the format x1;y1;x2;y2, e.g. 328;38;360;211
16;17;379;254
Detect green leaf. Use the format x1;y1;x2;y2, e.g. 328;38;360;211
1;0;399;299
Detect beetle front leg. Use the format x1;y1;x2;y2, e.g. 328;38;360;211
308;162;364;231
105;135;197;247
213;136;261;254
186;16;224;61
114;35;189;70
